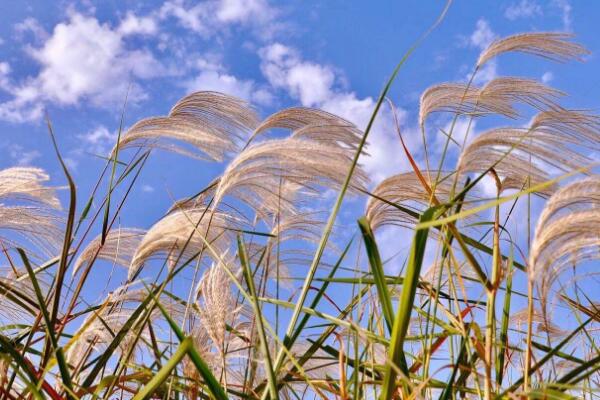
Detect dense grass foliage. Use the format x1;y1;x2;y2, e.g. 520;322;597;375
0;11;599;400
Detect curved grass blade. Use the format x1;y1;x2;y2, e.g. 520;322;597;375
380;207;436;399
358;217;394;334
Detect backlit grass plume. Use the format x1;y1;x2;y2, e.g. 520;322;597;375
2;19;600;400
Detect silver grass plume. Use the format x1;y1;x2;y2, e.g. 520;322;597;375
213;137;369;220
0;167;61;208
195;262;240;358
419;77;563;128
530;109;600;147
0;267;50;323
0;167;63;256
115;91;259;161
477;32;589;67
457;123;595;196
129;207;240;279
248;107;358;144
530;177;600;308
67;282;187;371
73;228;146;276
365;171;459;231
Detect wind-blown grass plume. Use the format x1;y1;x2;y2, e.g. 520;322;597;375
477;32;589;67
249;107;357;144
457;126;594;196
0;167;61;208
530;109;600;147
419;78;563;128
129;207;241;279
0;206;64;256
0;267;50;323
195;263;241;359
365;171;459;230
480;77;564;112
291;123;364;151
213;138;369;220
0;167;63;256
529;177;600;307
67;281;188;376
419;83;495;128
114;91;259;161
73;228;146;276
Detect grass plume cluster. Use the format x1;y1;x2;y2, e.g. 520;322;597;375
1;12;600;400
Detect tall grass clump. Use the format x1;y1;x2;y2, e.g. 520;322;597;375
1;8;600;400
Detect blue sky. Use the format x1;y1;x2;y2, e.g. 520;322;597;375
1;0;599;295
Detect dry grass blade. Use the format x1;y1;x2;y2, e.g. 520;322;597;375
115;91;259;161
73;228;146;276
477;32;589;67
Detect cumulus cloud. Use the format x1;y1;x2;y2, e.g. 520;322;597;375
185;57;273;105
14;17;49;42
78;125;118;155
30;13;163;105
468;19;498;84
117;12;158;36
259;42;418;183
259;44;334;106
552;0;572;31
7;144;41;166
160;0;276;38
504;0;542;20
541;71;554;84
0;12;166;123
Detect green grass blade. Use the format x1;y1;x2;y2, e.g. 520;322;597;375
238;236;279;400
132;338;191;400
358;217;394;334
496;247;513;386
380;207;436;399
18;249;74;397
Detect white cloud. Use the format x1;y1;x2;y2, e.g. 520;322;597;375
0;62;10;91
160;0;276;37
7;144;41;166
117;12;158;36
78;125;118;155
468;19;498;84
470;19;496;50
30;12;163;105
0;12;166;122
259;43;417;183
14;17;48;42
160;1;211;35
541;71;554;84
552;0;572;31
259;43;334;107
186;57;273;105
504;0;542;20
216;0;274;24
141;184;155;193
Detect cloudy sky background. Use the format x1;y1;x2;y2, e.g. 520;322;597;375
1;1;599;291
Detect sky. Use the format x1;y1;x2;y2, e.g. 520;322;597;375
1;0;600;300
